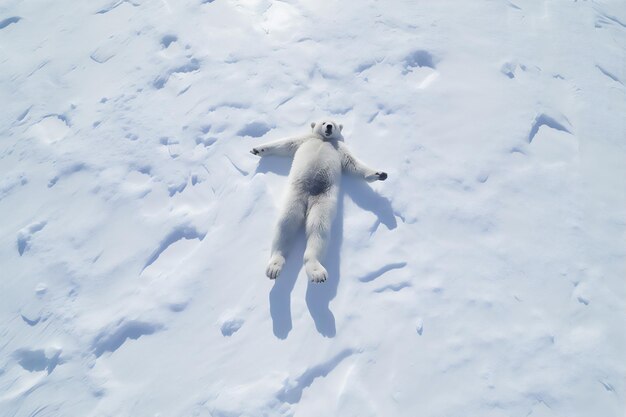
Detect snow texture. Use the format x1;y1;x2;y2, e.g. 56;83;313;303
1;0;625;416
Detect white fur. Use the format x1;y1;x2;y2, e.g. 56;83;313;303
251;120;387;282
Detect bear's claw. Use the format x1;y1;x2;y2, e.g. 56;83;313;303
266;255;285;279
305;261;328;283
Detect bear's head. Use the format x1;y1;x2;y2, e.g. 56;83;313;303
311;120;343;141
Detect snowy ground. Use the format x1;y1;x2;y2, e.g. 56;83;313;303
1;0;625;416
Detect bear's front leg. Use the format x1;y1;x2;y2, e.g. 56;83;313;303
365;171;388;182
339;142;388;183
250;137;306;157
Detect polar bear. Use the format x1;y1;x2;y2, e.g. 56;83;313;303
251;120;387;283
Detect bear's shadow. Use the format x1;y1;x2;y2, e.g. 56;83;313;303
258;156;397;339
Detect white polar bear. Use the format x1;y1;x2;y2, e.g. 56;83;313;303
251;120;387;283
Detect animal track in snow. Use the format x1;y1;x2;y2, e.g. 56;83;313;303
499;61;539;79
403;50;439;88
17;221;47;255
0;16;21;29
89;36;123;64
501;62;517;79
527;113;571;143
143;225;206;271
358;262;407;283
236;121;273;138
190;174;200;186
92;320;162;357
196;136;217;147
153;59;200;89
476;172;489;183
27;115;70;144
403;50;437;72
355;60;378;74
48;162;86;187
220;319;244;336
168;181;187;196
276;349;356;404
160;34;178;48
90;46;116;64
14;348;62;374
416;318;424;335
195;125;217;147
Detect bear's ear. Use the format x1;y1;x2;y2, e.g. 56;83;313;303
339;124;343;132
310;122;316;130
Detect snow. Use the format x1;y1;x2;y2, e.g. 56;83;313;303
1;0;625;416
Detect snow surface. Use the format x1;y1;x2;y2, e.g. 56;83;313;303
1;0;625;416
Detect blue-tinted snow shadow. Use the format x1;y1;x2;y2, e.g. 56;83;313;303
259;160;397;339
258;156;302;339
305;193;343;338
269;233;305;339
341;175;397;232
255;155;291;177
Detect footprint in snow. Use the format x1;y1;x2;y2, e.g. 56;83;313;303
17;221;47;255
13;347;62;374
220;318;244;336
0;16;21;30
92;320;163;357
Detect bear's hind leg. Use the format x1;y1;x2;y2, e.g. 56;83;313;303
266;255;286;280
266;195;305;279
303;194;337;283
